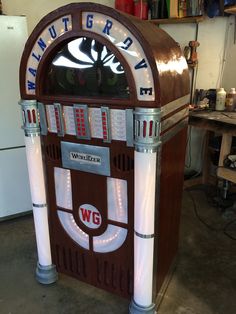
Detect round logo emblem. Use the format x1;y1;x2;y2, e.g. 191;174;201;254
78;204;102;229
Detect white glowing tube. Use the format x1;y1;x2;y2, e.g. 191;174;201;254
134;236;154;306
24;136;52;267
135;152;157;234
133;150;157;307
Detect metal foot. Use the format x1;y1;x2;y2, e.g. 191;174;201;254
36;262;58;285
129;299;156;314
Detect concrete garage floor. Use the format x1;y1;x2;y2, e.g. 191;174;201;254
0;188;236;314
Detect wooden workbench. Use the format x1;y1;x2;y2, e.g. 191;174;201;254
188;110;236;185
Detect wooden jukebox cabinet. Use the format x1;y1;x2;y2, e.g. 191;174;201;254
19;3;189;313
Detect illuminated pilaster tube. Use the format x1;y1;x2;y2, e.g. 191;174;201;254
19;99;58;285
130;108;161;314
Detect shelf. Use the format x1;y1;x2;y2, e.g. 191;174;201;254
217;167;236;184
217;133;236;184
224;5;236;14
149;16;204;25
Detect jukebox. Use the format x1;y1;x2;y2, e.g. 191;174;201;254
19;3;189;314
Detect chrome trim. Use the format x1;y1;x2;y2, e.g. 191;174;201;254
161;107;189;133
36;262;58;285
126;109;134;147
19;99;37;107
33;203;47;208
134;108;161;153
19;99;40;136
161;117;189;144
61;141;111;176
24;132;41;137
38;102;48;136
135;142;161;154
161;94;190;118
129;299;156;314
135;231;155;239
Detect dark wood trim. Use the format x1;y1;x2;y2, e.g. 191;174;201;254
38;95;134;107
72;7;82;31
156;126;187;293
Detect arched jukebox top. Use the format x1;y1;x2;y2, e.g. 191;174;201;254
19;2;189;108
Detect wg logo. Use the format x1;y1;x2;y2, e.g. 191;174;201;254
79;204;102;229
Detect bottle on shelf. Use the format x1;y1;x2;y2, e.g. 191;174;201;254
134;0;149;20
215;87;226;111
179;0;187;17
115;0;134;15
225;88;236;112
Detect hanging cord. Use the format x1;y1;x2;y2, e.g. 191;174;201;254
187;190;236;240
187;190;224;231
185;126;192;168
184;126;205;179
223;219;236;240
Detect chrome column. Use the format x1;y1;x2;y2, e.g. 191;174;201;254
19;99;57;284
130;108;161;314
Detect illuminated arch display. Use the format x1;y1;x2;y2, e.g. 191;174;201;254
20;3;189;105
19;3;190;314
22;9;156;101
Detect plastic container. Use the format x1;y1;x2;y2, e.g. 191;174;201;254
115;0;134;15
225;88;236;112
134;0;148;20
215;87;226;111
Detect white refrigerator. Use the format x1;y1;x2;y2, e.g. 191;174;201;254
0;15;32;220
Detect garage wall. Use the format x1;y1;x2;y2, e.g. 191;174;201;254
2;0;115;33
222;15;236;91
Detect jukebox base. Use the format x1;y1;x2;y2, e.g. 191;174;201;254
35;262;58;285
129;299;156;314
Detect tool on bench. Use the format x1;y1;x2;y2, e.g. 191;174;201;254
184;40;200;105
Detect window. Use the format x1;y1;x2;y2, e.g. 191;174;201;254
44;37;130;99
